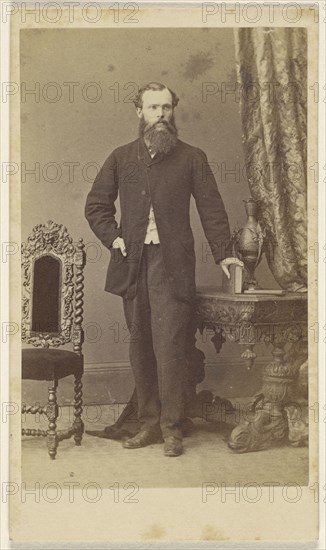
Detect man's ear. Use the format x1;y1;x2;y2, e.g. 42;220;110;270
136;107;142;119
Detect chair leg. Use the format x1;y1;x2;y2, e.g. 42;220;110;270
46;381;58;460
73;372;84;445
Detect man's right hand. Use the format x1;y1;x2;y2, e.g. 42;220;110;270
112;237;127;256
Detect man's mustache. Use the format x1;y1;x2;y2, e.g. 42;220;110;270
144;120;172;132
143;120;175;135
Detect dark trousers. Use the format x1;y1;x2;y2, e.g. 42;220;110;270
123;244;192;439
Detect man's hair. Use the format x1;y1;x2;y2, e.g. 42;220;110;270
133;82;179;109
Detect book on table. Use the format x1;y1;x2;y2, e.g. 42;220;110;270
222;264;243;294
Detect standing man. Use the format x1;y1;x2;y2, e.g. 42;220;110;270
85;82;241;457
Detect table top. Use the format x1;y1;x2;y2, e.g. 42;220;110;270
196;286;308;303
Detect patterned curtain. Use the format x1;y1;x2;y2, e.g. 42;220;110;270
234;28;307;291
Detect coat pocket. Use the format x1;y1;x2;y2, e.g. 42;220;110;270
105;250;129;296
105;247;141;299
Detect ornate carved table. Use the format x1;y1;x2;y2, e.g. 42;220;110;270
195;287;308;453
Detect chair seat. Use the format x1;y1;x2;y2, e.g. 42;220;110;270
22;348;83;381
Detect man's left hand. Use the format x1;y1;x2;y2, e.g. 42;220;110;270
219;257;244;279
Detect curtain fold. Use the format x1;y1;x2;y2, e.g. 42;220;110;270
234;28;307;291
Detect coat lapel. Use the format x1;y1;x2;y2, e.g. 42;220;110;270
137;138;165;167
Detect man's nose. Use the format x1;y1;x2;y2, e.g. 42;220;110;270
156;108;164;119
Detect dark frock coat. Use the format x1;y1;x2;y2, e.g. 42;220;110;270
85;137;231;303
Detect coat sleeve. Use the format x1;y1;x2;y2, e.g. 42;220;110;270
84;150;122;249
191;147;232;264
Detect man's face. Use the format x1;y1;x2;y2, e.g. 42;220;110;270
137;88;178;154
136;88;174;127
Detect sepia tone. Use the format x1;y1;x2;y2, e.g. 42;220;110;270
5;4;321;545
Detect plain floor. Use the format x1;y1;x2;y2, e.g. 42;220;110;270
22;402;309;488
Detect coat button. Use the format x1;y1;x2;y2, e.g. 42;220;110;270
141;190;146;195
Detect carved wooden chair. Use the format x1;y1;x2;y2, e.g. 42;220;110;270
21;221;85;460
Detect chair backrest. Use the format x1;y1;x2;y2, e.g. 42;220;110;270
21;220;85;353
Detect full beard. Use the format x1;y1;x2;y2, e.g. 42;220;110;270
138;115;178;154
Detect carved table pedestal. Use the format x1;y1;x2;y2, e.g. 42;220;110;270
195;287;308;453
